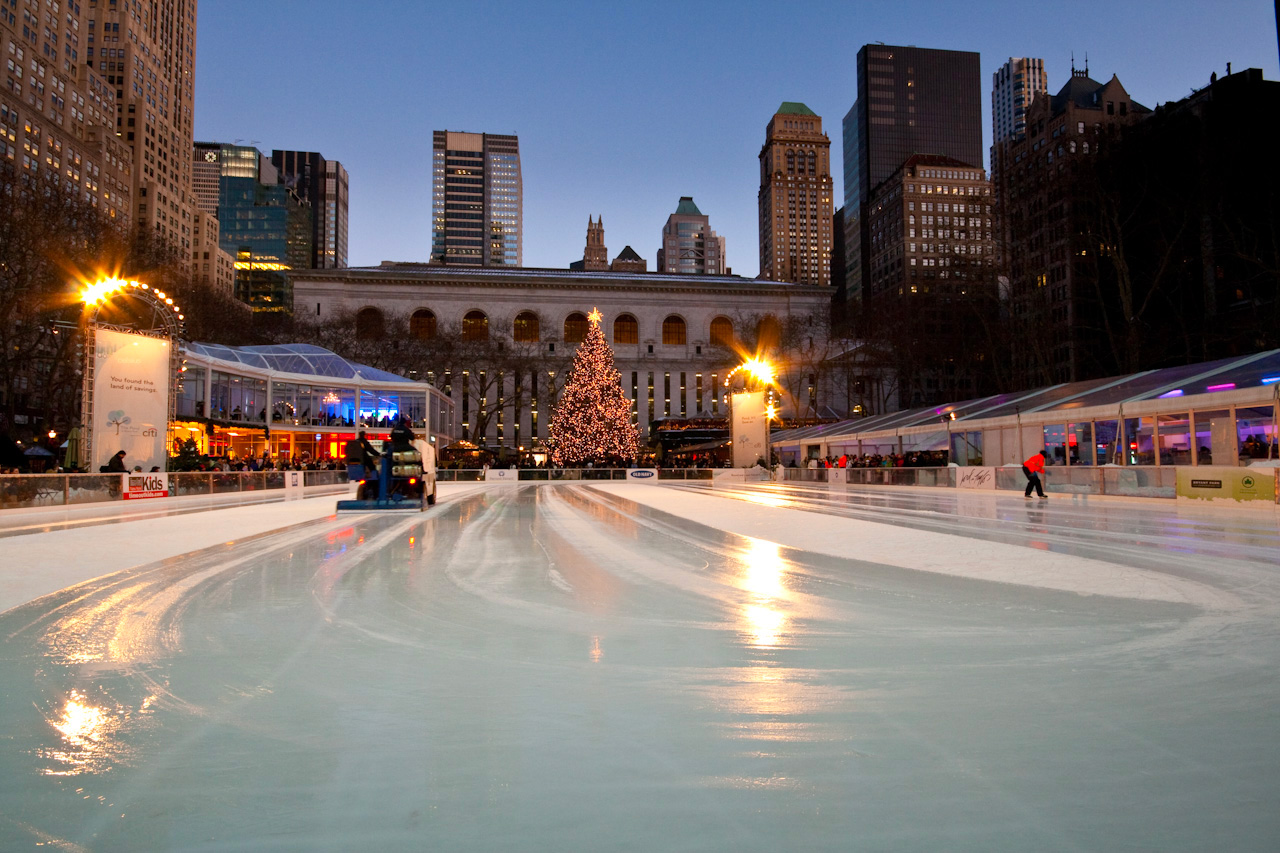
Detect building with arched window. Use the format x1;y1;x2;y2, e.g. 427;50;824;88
292;264;832;447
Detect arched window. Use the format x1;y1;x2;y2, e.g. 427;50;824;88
513;311;540;342
807;151;817;175
355;307;385;340
613;313;638;345
757;315;781;351
709;316;734;348
564;312;588;344
662;315;686;346
462;310;489;341
410;308;436;340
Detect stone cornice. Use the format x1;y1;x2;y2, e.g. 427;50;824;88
291;266;832;299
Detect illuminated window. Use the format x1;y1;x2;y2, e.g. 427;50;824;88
709;316;734;348
462;310;488;341
662;315;686;346
513;310;539;342
613;313;638;344
410;308;436;340
564;312;588;343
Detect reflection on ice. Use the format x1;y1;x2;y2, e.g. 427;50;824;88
40;689;129;777
737;537;791;649
3;484;1278;850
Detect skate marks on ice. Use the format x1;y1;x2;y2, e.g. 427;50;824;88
1;485;1278;850
591;482;1238;609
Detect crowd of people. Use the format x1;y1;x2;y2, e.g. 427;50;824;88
795;450;951;469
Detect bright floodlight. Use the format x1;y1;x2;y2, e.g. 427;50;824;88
81;277;129;304
744;358;775;385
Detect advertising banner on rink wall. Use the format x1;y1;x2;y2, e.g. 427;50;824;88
1176;466;1277;504
125;472;169;499
731;391;768;469
92;329;171;473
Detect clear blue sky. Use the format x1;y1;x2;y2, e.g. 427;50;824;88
194;0;1279;276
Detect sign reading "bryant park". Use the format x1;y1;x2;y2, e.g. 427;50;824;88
1177;467;1275;504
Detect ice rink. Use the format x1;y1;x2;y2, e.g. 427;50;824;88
1;482;1278;851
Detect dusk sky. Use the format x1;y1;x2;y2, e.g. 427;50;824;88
194;1;1280;276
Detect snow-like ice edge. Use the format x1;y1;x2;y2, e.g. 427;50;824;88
589;483;1237;610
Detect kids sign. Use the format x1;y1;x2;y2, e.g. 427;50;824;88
91;328;170;473
125;472;169;499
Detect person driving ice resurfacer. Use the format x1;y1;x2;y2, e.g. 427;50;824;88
338;416;437;511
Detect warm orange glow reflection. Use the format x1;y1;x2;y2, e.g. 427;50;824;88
590;636;603;663
742;538;786;599
738;492;788;509
738;537;789;648
40;689;125;776
744;604;785;647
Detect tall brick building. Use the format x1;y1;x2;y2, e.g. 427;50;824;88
995;66;1150;386
758;102;834;285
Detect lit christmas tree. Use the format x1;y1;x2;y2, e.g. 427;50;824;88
548;308;640;467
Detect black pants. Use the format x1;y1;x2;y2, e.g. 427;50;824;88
1022;465;1045;497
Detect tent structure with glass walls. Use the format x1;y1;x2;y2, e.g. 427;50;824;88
773;349;1280;470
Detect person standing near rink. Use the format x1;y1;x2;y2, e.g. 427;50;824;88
1023;449;1048;499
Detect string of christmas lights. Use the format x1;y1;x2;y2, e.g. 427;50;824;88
547;308;640;466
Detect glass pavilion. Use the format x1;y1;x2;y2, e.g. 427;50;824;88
175;343;454;462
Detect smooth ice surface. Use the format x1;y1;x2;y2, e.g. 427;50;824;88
1;483;1278;851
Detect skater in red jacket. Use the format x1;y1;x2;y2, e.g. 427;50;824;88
1022;450;1047;498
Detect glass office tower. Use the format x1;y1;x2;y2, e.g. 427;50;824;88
431;131;522;266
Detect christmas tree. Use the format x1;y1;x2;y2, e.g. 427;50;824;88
548;308;640;467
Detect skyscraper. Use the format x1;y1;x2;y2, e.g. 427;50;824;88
431;131;521;266
272;150;350;269
863;154;997;405
193;141;223;215
205;144;312;312
842;45;982;306
758;103;834;285
991;57;1048;144
92;0;198;253
656;197;724;275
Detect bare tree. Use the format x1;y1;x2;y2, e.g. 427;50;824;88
0;167;127;434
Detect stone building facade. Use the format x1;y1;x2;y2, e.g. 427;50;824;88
290;264;832;449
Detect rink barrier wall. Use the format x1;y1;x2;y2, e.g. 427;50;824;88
0;470;350;510
437;469;711;483
780;465;1280;503
0;469;714;509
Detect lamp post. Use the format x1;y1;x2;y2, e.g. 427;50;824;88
79;276;185;473
725;357;777;470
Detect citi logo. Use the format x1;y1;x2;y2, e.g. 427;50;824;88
142;427;158;437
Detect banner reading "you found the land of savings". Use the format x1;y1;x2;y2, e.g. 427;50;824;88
91;328;170;473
